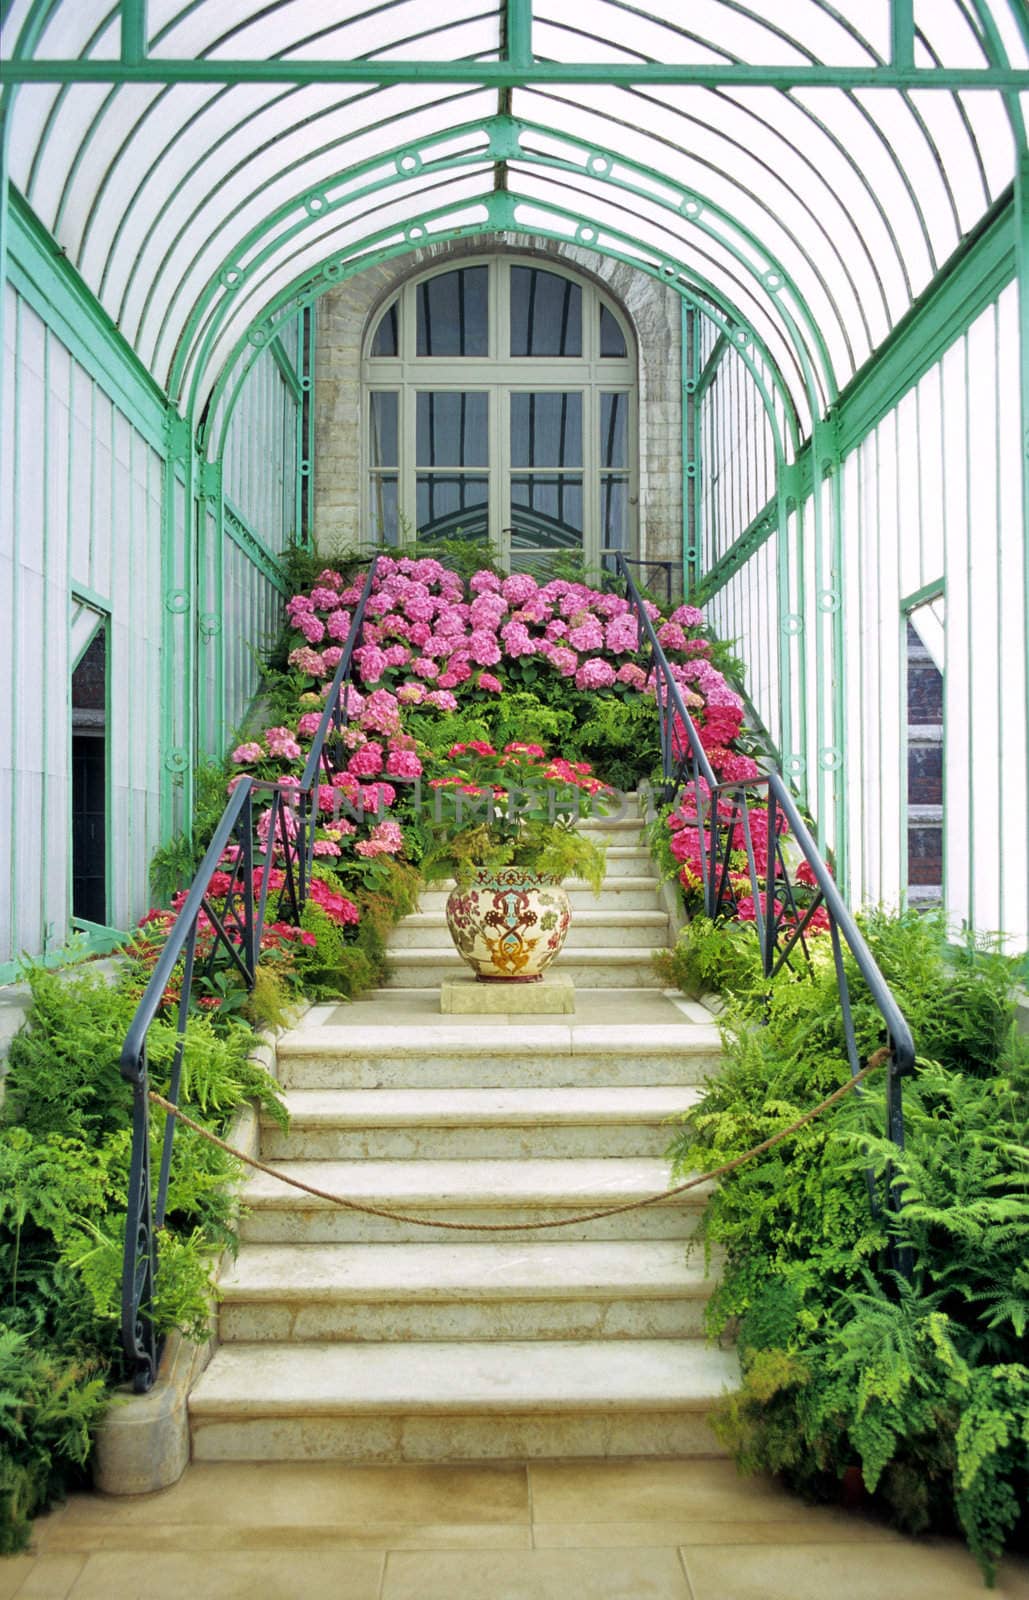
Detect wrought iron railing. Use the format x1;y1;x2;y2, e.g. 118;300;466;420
119;556;379;1390
616;553;915;1237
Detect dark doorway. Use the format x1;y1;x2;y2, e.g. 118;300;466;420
71;626;107;924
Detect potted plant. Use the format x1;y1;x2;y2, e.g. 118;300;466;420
420;741;610;980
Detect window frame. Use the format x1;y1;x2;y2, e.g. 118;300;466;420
361;256;637;568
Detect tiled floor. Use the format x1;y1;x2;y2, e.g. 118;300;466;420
5;1457;1028;1599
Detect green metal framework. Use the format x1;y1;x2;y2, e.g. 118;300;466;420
1;0;1028;942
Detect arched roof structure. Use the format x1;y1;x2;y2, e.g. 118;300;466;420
2;0;1027;448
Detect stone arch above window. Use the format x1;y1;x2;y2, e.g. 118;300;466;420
362;256;637;573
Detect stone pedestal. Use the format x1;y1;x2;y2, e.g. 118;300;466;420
440;973;576;1014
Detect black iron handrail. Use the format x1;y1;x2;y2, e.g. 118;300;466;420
119;556;380;1390
616;554;915;1239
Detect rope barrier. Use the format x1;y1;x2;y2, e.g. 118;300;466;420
148;1047;889;1233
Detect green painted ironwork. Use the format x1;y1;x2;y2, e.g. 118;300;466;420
222;501;289;596
3;58;1029;91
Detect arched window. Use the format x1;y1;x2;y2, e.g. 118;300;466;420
363;258;637;571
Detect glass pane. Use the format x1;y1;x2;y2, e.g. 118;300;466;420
600;392;628;468
369;392;398;467
416;475;489;541
510;475;584;549
601;476;629;550
599;304;627;357
371;302;398;357
369;476;399;546
416;391;488;467
510;267;582;357
416;267;488;357
511;392;582;468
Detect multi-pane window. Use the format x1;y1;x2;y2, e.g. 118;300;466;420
362;259;636;571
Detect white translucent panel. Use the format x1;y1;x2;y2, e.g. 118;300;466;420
828;0;892;60
46;83;168;259
184;176;495;410
150;0;500;60
954;90;1018;199
791;89;940;299
14;82;113;223
5;83;64;195
540;0;807;66
851;87;970;257
516;84;898;375
991;0;1029;68
506;163;815;420
916;0;990;66
117;83;492;344
994;283;1028;947
903;85;996;238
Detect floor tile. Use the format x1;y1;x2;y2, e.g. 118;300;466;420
528;1456;819;1524
532;1512;902;1548
8;1555;85;1599
381;1546;692;1599
64;1550;384;1600
43;1520;532;1555
54;1461;529;1529
681;1540;1029;1600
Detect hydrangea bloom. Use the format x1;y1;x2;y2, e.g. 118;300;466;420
288;646;326;676
575;657;617;691
470;569;502;593
477;672;503;693
670;603;705;629
605;615;639;654
326;609;351;642
412;656;439;679
265;726;302;760
468;630;502;666
547;646;578;677
298;612;326;644
615;662;647;690
567;619;605;652
309;586;340;610
355;819;405;858
354;644;387;684
347;743;384;777
501;619;535;656
425;688;458;710
501;573;538;605
296;712;322;738
386;748;423;779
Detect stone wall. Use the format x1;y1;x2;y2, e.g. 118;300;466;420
312;235;683;568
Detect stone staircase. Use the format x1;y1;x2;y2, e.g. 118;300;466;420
188;802;737;1463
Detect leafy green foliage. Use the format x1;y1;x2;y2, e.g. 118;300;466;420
667;910;1029;1581
0;963;288;1549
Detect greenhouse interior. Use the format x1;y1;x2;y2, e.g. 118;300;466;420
1;2;1029;1594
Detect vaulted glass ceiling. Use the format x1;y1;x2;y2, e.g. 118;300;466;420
2;1;1026;446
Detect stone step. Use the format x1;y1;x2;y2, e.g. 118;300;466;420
261;1085;700;1161
385;947;665;989
217;1240;716;1343
237;1156;712;1244
275;1013;722;1089
418;876;664;912
390;909;670;952
597;847;654;878
189;1338;738;1462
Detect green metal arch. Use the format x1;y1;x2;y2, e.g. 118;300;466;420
206;196;798;485
176;121;831;434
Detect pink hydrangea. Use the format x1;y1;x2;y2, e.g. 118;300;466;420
501;573;538;605
468;630;502;666
718;753;761;782
670;603;705;629
470;569;502;593
309;586;340;610
297;712;322;737
469;592;508;629
298;612;326;644
358;781;397;811
594;592;629;618
477;672;503;693
545;619;569;641
312;839;341;857
321;646;343;671
443;657;472;684
397;682;427;704
500;619;536;657
425;689;458;710
567;619;605;652
547;646;578;677
326;609;351;642
412;656;440;679
386;748;423;779
605;615;639;654
354;644;387;684
575;657;617;691
232;741;263;764
285;594;315;621
435;607;467;635
408;621;432;648
360;688;401;735
355;819;405;858
316;569;343;590
265;726;302;760
287;645;326;676
382;644;410;668
347;743;384;777
658;621;688;653
615;662;647;690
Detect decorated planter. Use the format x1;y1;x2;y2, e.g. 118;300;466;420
445;868;571;980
